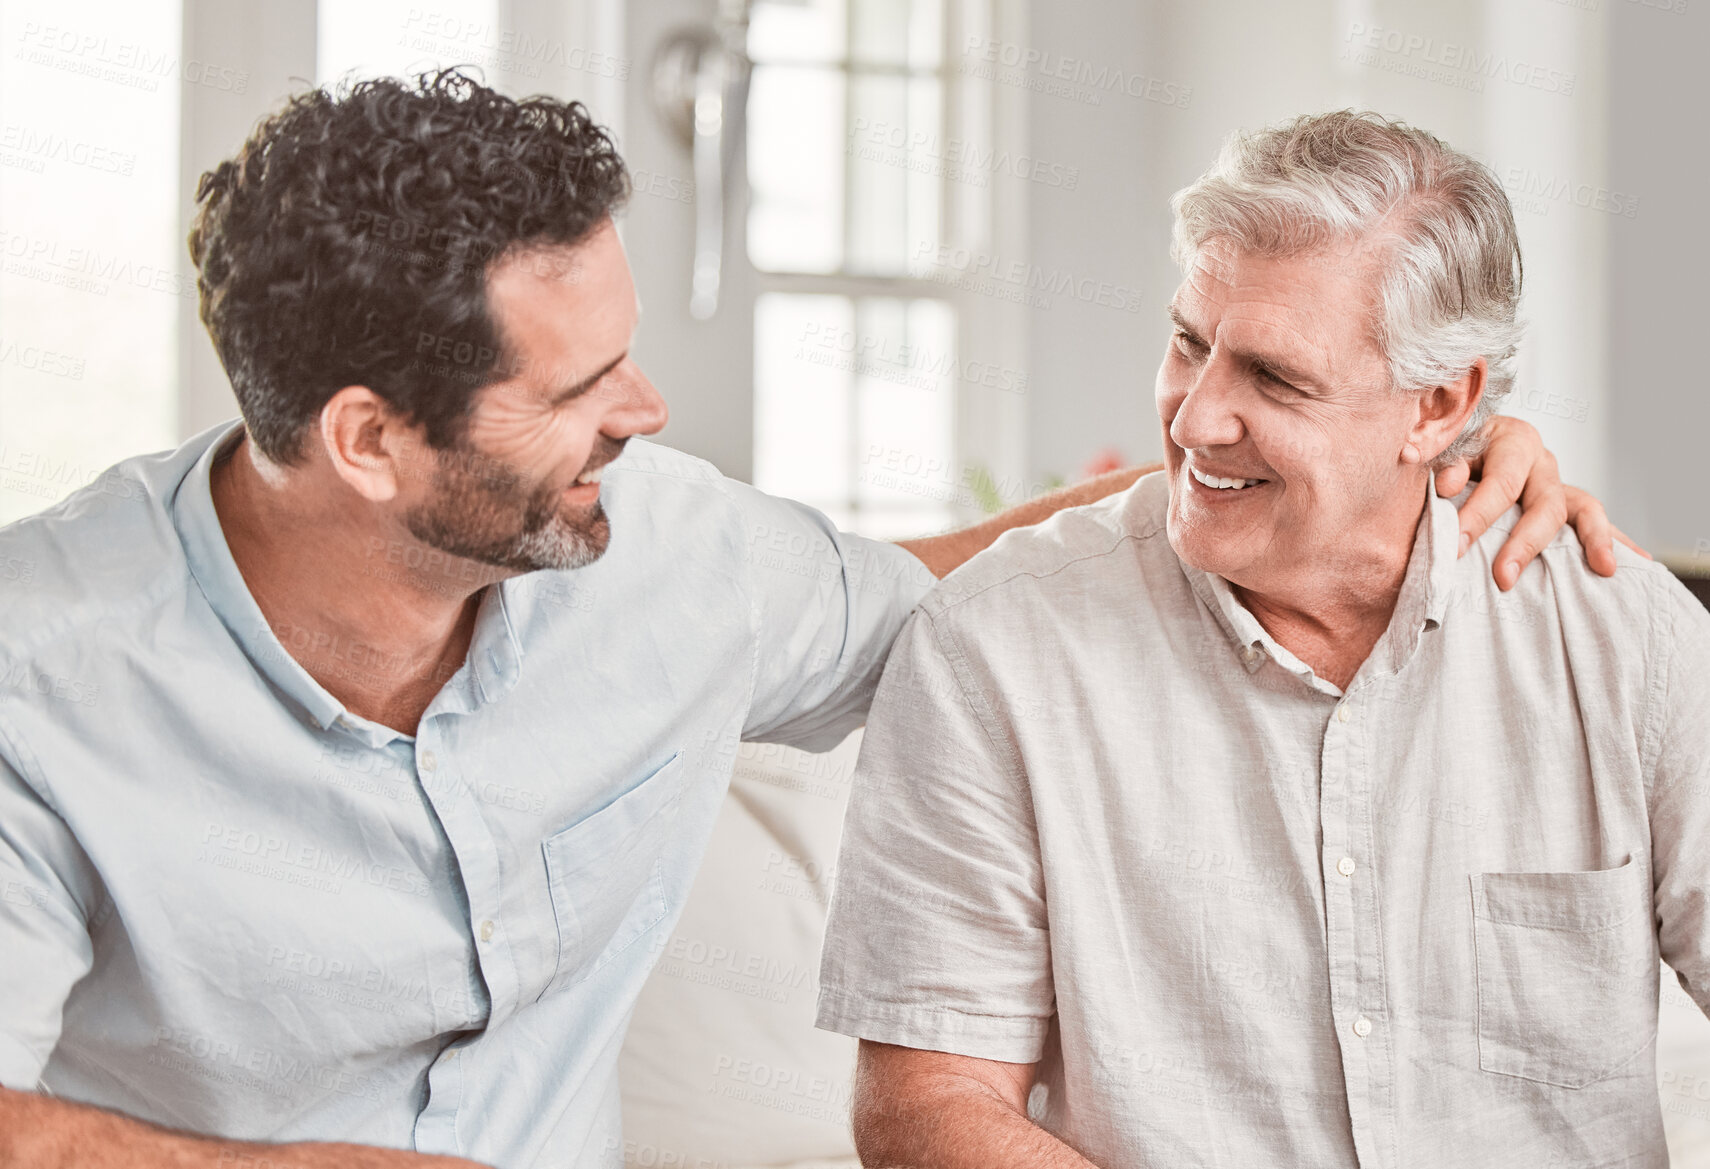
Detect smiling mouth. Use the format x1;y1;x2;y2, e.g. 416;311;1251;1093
570;438;629;488
1189;465;1268;491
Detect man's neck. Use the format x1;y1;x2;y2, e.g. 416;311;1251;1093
210;438;497;735
1230;484;1430;692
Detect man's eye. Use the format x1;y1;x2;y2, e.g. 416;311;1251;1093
554;382;595;408
1254;366;1296;392
1173;331;1206;357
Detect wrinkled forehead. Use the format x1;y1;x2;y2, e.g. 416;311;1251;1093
1174;235;1390;377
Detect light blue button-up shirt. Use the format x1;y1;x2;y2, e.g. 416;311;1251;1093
0;420;932;1166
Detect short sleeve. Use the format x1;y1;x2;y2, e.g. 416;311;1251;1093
814;606;1054;1064
0;737;102;1089
1646;576;1710;1014
735;480;934;751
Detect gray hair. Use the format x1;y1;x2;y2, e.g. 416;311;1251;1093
1170;109;1523;466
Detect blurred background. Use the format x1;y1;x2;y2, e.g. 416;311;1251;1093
2;0;1707;560
2;0;1708;1163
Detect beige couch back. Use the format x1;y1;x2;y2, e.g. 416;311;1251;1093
619;731;865;1169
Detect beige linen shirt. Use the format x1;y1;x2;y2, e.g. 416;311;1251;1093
817;470;1710;1168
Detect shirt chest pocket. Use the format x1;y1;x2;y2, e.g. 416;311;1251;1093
1471;857;1658;1089
538;751;687;1000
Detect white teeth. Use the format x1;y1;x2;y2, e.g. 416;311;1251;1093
1189;466;1263;490
574;468;603;486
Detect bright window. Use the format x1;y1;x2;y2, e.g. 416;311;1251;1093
0;0;183;523
747;0;977;538
754;292;954;536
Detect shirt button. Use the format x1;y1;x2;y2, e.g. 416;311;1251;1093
1353;1016;1372;1038
479;919;494;942
420;750;438;772
1337;856;1356;877
1241;646;1261;665
1336;705;1351;723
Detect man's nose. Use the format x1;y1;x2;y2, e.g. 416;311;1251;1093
1169;360;1245;453
602;360;669;437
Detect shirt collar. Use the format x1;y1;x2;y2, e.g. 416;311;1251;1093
170;421;524;743
1184;477;1460;695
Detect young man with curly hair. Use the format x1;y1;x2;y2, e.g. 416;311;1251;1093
0;72;1624;1168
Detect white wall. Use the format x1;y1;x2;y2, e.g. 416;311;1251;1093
1608;0;1710;562
618;0;759;480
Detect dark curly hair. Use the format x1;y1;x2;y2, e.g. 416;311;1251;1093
190;69;630;465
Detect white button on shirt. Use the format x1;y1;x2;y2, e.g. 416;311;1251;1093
819;471;1710;1167
1337;857;1357;878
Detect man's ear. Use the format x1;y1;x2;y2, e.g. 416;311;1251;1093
1401;357;1487;466
318;386;421;503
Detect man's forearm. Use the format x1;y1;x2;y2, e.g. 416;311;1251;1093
0;1086;486;1169
897;464;1158;578
854;1073;1099;1169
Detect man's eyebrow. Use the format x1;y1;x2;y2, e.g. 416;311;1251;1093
1168;303;1320;389
549;352;626;404
1238;347;1320;390
1167;304;1203;339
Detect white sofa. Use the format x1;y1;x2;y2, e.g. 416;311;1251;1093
618;731;1710;1167
619;731;866;1169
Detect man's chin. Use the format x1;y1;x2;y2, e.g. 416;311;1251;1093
507;506;611;573
1166;510;1246;578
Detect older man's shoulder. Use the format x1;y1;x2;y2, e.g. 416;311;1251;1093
1466;503;1706;639
921;469;1176;620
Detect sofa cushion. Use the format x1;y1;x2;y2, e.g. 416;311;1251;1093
619;731;865;1166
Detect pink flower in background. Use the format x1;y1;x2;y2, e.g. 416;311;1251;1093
1080;447;1127;480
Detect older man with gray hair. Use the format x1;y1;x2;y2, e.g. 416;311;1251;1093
814;110;1710;1167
